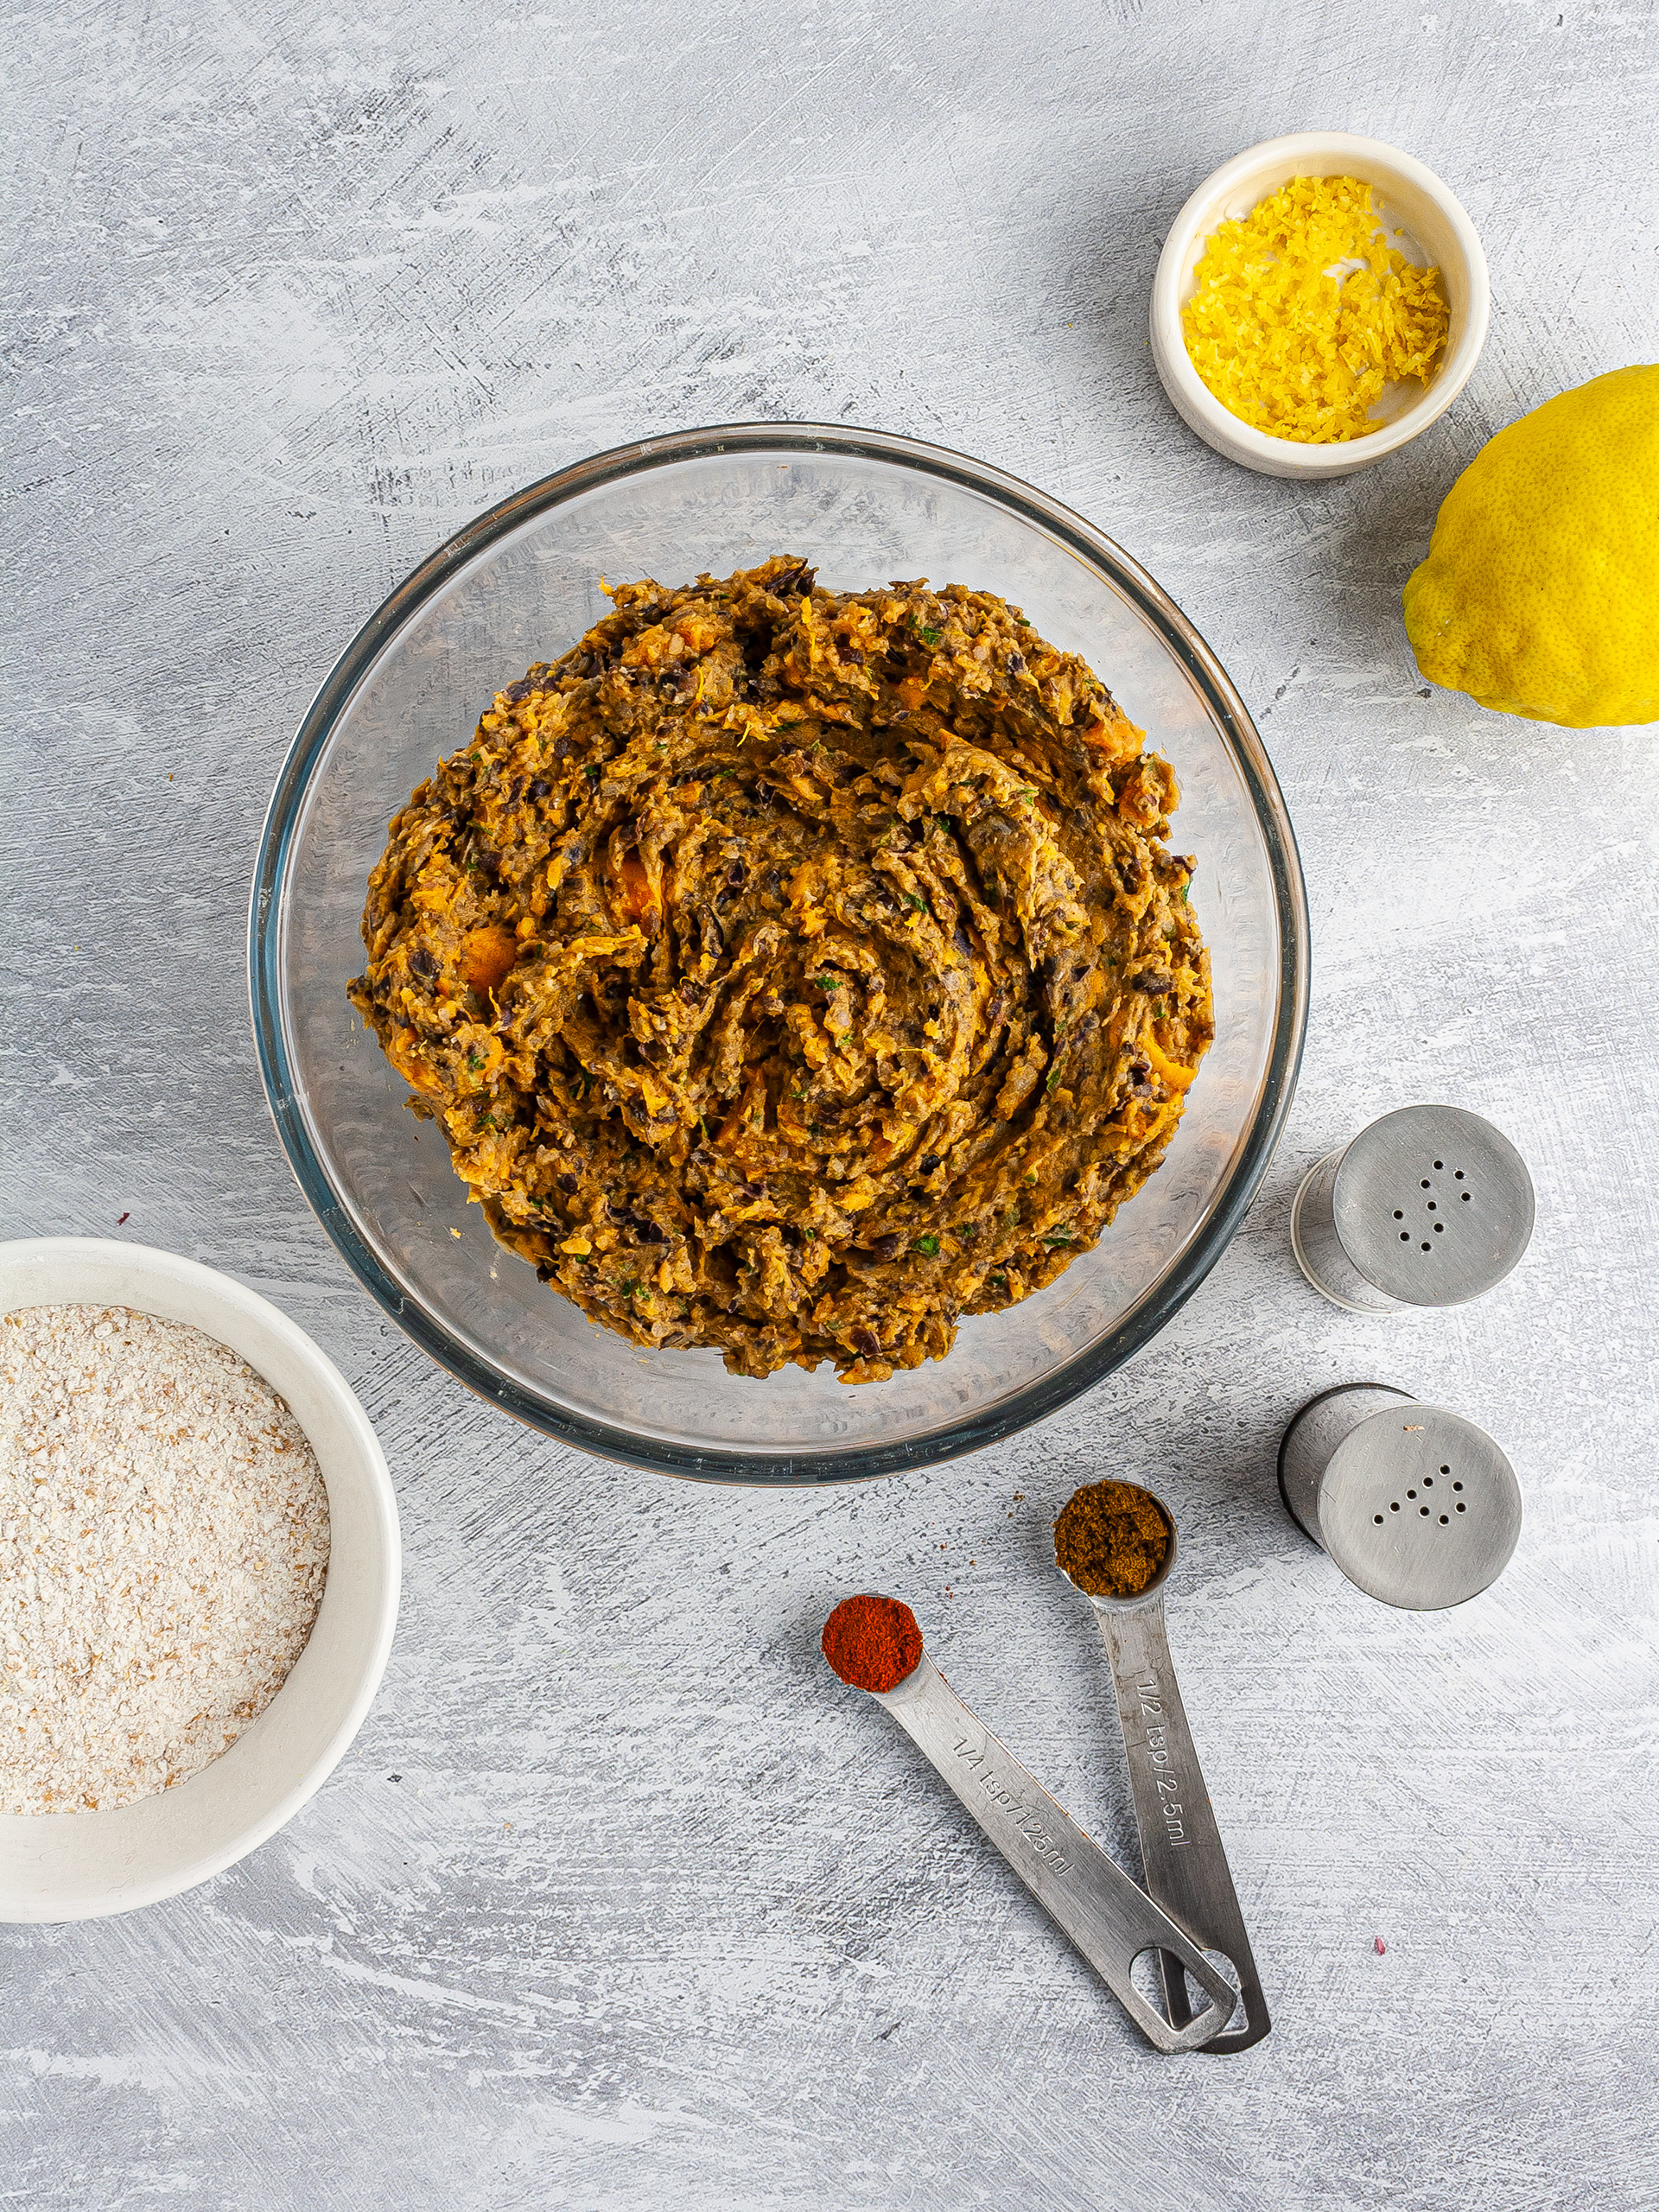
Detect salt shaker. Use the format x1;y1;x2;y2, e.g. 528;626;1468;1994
1278;1383;1522;1609
1290;1104;1534;1315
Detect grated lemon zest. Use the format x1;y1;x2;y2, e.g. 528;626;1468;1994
1182;175;1451;443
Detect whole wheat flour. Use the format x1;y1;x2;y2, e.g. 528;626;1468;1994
0;1304;330;1815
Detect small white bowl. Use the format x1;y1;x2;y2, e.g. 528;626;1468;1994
0;1239;399;1922
1149;131;1491;479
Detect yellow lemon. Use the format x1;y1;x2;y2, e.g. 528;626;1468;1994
1403;364;1659;728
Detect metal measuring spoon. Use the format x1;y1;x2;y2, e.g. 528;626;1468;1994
1057;1489;1271;2052
851;1633;1238;2051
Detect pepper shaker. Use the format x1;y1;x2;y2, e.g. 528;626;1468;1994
1291;1104;1534;1315
1278;1383;1522;1609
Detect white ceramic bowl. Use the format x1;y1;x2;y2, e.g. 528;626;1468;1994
0;1238;399;1922
1150;131;1491;480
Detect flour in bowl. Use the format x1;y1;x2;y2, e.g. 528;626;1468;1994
0;1305;330;1815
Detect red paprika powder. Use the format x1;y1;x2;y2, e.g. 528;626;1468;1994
821;1593;923;1692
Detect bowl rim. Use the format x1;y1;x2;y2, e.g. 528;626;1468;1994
1149;130;1491;475
249;420;1309;1484
0;1236;400;1919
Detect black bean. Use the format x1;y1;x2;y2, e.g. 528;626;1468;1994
769;561;817;598
557;1173;578;1194
852;1326;880;1356
527;778;550;800
1129;971;1174;995
409;947;437;982
554;737;573;759
918;1154;941;1174
867;1233;902;1262
727;860;747;887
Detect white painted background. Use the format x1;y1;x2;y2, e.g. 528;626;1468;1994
4;1;1657;2205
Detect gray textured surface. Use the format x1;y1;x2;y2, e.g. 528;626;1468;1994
4;1;1658;2204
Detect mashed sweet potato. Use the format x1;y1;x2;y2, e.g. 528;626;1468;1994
348;557;1211;1381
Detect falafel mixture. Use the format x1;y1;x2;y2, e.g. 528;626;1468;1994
347;557;1212;1382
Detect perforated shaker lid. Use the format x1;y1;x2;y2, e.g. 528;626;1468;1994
1319;1404;1522;1610
1332;1105;1535;1308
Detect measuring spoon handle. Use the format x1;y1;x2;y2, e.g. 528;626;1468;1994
1095;1600;1271;2052
875;1654;1235;2052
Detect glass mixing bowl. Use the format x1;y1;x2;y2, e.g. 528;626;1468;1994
251;424;1307;1484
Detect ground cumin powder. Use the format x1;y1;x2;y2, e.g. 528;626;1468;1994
1053;1480;1169;1598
